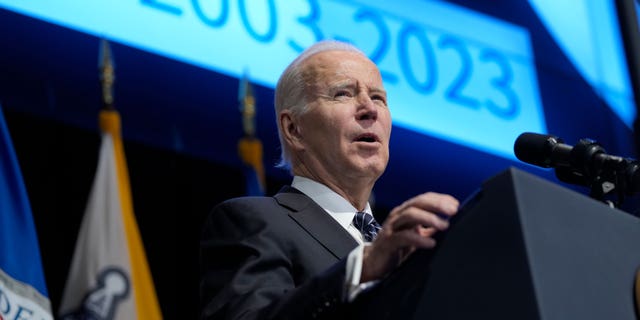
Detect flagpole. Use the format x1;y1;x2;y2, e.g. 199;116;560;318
99;39;115;111
238;71;266;195
58;39;163;319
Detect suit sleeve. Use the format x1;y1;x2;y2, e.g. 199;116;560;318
199;199;352;320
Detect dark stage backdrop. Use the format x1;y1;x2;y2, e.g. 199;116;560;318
3;109;323;318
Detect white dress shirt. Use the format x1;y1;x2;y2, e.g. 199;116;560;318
291;176;378;301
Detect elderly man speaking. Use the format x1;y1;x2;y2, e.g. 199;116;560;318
200;40;459;320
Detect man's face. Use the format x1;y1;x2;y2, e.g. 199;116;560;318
294;50;391;181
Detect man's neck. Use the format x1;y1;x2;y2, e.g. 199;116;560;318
292;169;374;211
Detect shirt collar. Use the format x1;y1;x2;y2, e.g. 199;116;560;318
291;176;372;230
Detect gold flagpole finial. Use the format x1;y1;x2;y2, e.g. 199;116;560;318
99;39;115;110
238;71;256;137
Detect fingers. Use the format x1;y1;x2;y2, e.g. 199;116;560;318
384;192;458;233
361;192;459;281
395;192;459;218
390;206;449;231
392;228;437;249
417;226;436;238
362;229;436;281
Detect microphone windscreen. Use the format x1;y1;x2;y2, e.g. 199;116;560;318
514;132;561;167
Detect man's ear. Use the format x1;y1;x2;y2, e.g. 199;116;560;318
280;110;304;151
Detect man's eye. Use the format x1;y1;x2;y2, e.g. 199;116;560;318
372;95;387;105
335;90;352;98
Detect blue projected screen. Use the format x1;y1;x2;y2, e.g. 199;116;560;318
529;0;635;130
0;0;548;160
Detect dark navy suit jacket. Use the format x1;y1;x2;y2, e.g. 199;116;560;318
200;186;360;319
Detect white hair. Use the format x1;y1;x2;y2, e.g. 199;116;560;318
274;40;366;171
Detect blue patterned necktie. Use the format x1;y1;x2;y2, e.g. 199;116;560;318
353;211;382;242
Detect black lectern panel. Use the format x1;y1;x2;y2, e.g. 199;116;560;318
356;168;640;320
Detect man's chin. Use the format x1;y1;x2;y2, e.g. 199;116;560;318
352;161;387;178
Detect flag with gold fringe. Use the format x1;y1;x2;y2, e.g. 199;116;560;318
0;105;53;320
237;72;265;196
58;109;163;319
58;38;161;320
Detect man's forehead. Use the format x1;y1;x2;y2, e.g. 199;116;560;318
305;53;382;81
306;49;363;62
304;50;374;72
327;78;386;93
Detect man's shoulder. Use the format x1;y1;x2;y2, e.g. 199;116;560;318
220;195;277;206
213;196;281;217
202;191;313;242
218;186;305;209
210;187;305;217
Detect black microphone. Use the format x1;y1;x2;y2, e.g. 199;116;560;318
514;132;572;168
514;132;640;195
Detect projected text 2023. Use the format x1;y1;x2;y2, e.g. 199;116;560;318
142;0;522;121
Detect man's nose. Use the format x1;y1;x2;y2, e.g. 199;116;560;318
356;93;378;121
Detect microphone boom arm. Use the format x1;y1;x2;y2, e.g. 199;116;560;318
514;133;640;208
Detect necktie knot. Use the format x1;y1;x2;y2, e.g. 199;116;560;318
353;211;381;242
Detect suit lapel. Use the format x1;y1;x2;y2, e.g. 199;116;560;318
274;186;358;259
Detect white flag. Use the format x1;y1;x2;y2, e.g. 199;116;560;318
58;110;162;320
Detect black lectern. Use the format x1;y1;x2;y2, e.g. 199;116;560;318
356;168;640;319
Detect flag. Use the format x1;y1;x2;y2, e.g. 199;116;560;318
237;72;265;196
238;138;265;196
0;106;53;320
58;109;162;319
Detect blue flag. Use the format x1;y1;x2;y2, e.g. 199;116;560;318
0;106;53;319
